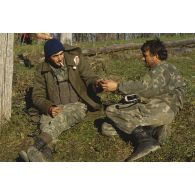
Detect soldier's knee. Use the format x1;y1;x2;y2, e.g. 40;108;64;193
105;104;117;115
120;123;138;134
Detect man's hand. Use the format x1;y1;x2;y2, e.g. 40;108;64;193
93;79;104;93
48;106;61;117
100;80;118;92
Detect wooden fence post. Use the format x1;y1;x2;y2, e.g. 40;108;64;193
0;33;14;125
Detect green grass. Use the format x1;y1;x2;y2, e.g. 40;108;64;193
0;35;195;162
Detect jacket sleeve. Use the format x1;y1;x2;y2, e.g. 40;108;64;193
32;66;54;114
78;56;99;86
118;68;169;98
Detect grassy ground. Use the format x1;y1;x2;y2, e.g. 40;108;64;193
0;35;195;162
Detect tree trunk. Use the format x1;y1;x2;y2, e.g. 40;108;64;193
82;42;141;56
0;33;14;124
82;38;195;56
60;33;72;45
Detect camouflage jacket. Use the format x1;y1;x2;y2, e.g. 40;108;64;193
32;45;101;114
118;61;186;114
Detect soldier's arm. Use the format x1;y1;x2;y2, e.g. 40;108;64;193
118;70;168;97
118;74;151;95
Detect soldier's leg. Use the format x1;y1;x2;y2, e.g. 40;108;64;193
101;122;118;137
105;99;175;135
101;104;142;136
40;102;87;143
125;126;161;162
102;104;160;161
19;102;87;161
104;100;175;161
104;104;141;134
137;99;175;145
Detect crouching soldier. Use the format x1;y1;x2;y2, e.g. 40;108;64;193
100;39;186;161
19;39;103;161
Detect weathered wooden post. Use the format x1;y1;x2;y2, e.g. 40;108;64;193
60;33;72;45
0;33;14;125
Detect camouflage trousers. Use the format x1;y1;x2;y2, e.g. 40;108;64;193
40;102;87;143
105;98;175;134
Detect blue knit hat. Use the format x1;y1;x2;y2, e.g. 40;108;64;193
44;39;65;59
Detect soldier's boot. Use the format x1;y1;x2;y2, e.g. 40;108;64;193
147;125;170;145
19;146;47;162
125;127;161;162
19;132;53;162
154;125;171;145
101;122;118;137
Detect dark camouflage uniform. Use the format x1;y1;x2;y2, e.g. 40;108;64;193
105;61;186;134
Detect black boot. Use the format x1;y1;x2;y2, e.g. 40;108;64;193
33;136;53;161
125;127;161;162
145;125;170;145
19;133;53;162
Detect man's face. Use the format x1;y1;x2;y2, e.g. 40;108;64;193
49;51;65;67
142;50;159;68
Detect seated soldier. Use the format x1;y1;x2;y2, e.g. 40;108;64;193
100;39;186;161
19;39;103;162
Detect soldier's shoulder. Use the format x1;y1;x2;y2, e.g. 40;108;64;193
63;44;82;56
161;61;176;70
35;62;50;73
164;63;179;75
151;63;164;75
160;62;182;80
155;61;176;74
35;63;42;71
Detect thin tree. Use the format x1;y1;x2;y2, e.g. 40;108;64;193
0;33;14;125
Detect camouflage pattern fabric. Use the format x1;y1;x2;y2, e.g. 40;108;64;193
105;98;175;134
103;61;185;136
40;102;87;142
118;61;186;114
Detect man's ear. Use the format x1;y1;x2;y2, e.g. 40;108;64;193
154;54;161;64
154;53;159;61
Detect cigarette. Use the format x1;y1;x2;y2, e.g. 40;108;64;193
60;62;64;67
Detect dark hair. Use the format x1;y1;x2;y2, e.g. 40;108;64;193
141;38;168;60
